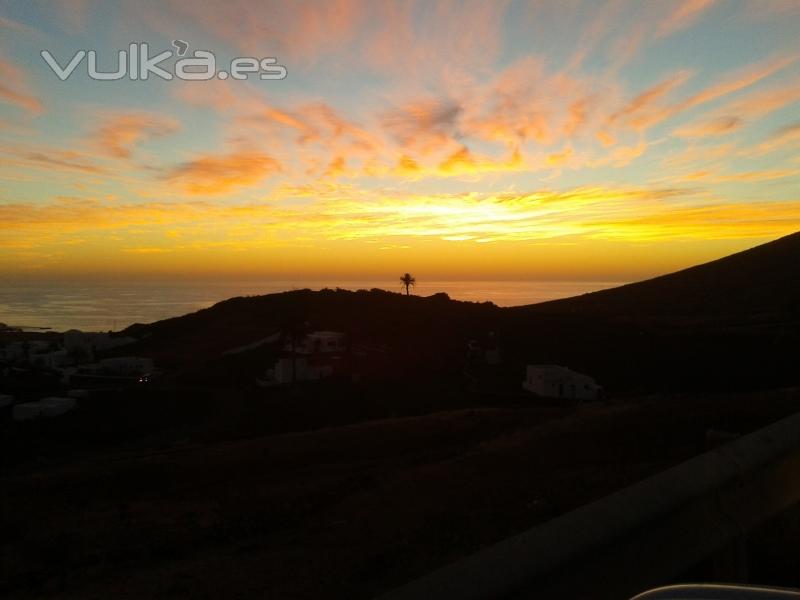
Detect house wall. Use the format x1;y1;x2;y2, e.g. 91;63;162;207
272;357;334;384
287;332;346;354
523;366;600;400
274;357;303;384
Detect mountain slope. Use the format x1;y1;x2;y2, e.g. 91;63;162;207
523;231;800;320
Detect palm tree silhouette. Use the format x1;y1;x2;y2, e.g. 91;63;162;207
400;273;416;296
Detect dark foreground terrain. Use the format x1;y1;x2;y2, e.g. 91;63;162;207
3;388;800;599
2;232;800;598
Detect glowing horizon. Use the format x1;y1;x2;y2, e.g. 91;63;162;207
1;0;798;281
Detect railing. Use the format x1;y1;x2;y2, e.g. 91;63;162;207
631;584;800;600
378;410;800;600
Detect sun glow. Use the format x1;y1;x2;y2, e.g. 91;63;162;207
0;1;798;280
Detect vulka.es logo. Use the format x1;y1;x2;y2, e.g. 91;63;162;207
41;41;287;81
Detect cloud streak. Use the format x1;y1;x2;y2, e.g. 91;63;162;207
165;150;282;195
4;186;799;253
657;0;716;37
0;57;43;115
1;0;799;278
92;113;180;159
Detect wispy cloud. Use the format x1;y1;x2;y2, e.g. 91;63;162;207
675;116;743;138
0;57;43;115
266;184;800;243
165;150;282;195
657;0;716;38
5;185;798;248
0;144;105;175
607;70;693;131
91;112;181;159
381;98;463;154
673;53;798;112
0;15;36;34
1;0;799;278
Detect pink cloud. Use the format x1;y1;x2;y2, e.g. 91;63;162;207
92;113;181;159
607;70;693;131
0;142;105;175
0;57;43;115
674;53;798;112
381;98;463;154
158;0;365;65
674;116;743;138
165;150;282;195
657;0;716;38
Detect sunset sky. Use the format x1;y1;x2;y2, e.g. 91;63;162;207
1;0;799;282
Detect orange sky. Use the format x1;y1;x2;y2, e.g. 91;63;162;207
0;0;799;281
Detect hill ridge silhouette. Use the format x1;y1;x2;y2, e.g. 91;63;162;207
120;232;799;393
521;230;800;318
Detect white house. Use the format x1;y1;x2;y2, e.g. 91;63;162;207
269;356;334;385
522;365;602;400
285;331;345;355
260;331;345;385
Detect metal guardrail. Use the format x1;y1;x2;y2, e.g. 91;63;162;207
631;584;800;600
378;411;800;600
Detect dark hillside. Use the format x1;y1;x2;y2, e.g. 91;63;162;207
122;289;499;372
116;233;800;394
494;231;800;392
521;231;800;322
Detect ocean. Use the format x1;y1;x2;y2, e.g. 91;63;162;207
0;280;623;332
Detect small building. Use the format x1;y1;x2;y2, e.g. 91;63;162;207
270;356;335;385
67;357;153;386
285;331;346;355
1;340;52;364
264;331;346;385
63;330;135;361
522;365;602;400
30;349;72;369
466;332;502;366
97;356;154;376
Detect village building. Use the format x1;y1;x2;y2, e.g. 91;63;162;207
285;331;346;354
63;330;135;361
522;365;602;400
263;331;347;385
467;332;502;366
270;356;335;385
97;356;155;376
